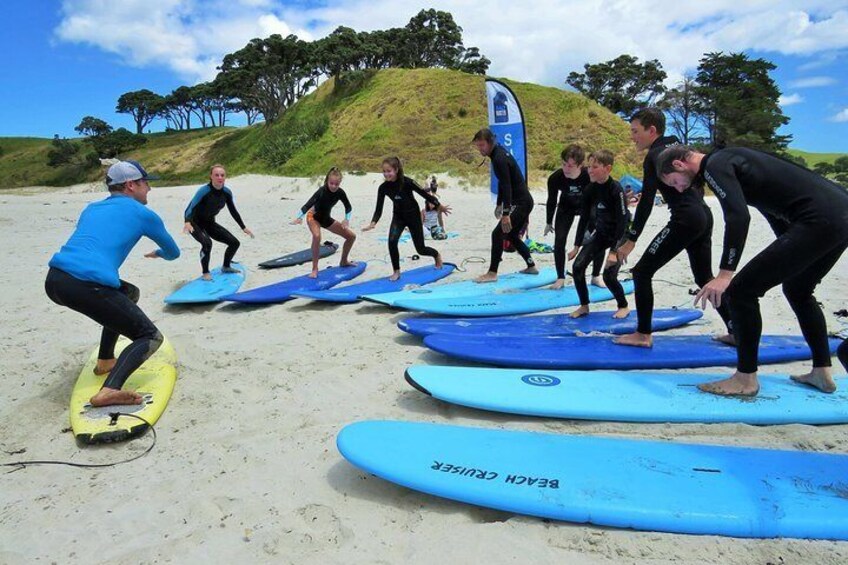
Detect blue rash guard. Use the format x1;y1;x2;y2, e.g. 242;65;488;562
49;194;180;288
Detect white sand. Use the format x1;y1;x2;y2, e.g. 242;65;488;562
0;173;846;564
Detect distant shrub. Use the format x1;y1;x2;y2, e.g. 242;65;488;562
259;115;330;166
47;138;79;167
458;107;467;118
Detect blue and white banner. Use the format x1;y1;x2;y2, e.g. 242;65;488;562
485;78;527;199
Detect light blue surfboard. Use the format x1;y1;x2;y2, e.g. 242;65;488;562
292;264;457;303
337;420;848;539
164;264;247;304
222;262;366;304
423;334;842;370
394;280;635;317
404;365;848;424
361;267;558;307
398;307;700;337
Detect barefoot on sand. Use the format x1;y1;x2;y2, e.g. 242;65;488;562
90;387;144;407
613;332;652;348
697;373;759;397
790;368;837;393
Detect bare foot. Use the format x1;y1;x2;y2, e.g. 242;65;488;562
521;265;539;274
613;332;653;348
435;254;443;269
570;305;589;319
713;333;737;346
90;387;144;407
339;260;356;267
790;367;837;393
591;276;607;288
389;271;401;282
612;307;630;319
93;358;116;376
221;266;240;274
475;272;498;283
549;279;566;290
202;273;212;281
308;270;319;279
697;372;759;397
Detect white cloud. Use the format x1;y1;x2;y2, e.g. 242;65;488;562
832;108;848;122
55;1;848;88
778;93;803;106
789;76;837;88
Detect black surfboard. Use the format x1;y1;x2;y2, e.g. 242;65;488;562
258;242;339;269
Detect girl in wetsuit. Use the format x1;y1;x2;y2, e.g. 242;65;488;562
362;157;452;281
291;167;357;278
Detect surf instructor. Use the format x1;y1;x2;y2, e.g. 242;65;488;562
46;160;180;407
472;128;538;282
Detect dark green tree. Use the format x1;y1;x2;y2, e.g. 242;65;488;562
566;55;667;117
695;52;790;151
116;89;164;134
454;46;490;75
659;75;709;145
314;26;364;80
75;116;113;137
400;9;463;69
47;137;80;167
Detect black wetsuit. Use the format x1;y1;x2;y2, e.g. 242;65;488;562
573;177;630;308
839;339;848;372
700;147;848;373
184;184;246;274
301;185;352;229
490;144;535;272
627;136;732;335
546;168;601;279
371;176;441;270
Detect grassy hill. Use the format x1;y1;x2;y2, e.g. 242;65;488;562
787;148;847;167
1;68;643;189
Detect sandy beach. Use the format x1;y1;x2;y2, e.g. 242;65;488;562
0;172;846;564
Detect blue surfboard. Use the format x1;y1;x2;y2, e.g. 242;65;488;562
398;308;701;338
394;280;635;317
361;267;558;307
292;264;457;304
337;420;848;539
404;365;848;424
164;264;247;304
258;242;338;269
423;334;842;370
223;262;366;304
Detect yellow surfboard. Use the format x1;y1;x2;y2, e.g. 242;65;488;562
70;338;177;444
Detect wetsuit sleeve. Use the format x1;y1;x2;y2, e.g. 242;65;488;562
492;151;513;213
704;153;751;271
611;181;628;246
409;178;440;208
371;185;387;224
145;210;181;260
184;185;210;223
626;157;659;241
574;185;594;247
340;189;352;215
546;173;558;225
301;188;321;215
224;188;246;230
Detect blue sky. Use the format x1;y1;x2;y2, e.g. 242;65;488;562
2;1;847;152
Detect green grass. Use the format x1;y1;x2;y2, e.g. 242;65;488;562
787;149;847;167
1;68;644;189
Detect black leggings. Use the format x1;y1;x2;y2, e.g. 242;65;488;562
388;211;438;271
724;223;848;373
631;209;732;335
490;199;535;273
45;268;162;391
838;339;848;372
191;221;240;274
572;237;628;308
553;207;601;279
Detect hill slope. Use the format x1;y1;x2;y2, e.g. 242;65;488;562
1;68;643;188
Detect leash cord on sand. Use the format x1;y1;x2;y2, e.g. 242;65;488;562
1;413;156;472
455;256;486;272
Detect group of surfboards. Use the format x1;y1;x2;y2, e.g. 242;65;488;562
47;106;848;410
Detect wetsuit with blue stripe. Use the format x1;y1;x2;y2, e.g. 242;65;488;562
184;183;246;274
46;193;180;391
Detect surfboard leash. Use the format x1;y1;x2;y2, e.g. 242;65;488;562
455;256;486;272
1;413;156;473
